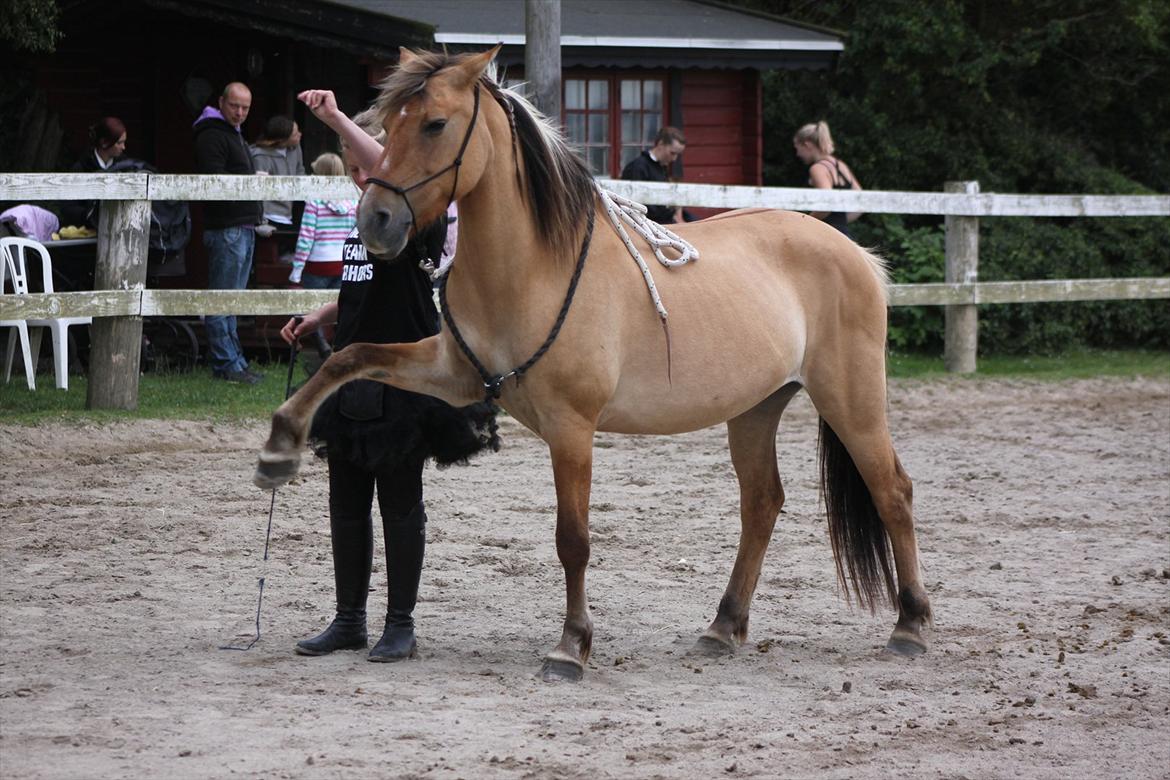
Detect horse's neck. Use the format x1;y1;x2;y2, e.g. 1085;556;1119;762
450;148;575;327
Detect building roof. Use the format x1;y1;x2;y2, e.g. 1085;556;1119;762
324;0;843;69
142;0;435;59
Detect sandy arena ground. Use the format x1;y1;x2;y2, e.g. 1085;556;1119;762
1;376;1168;779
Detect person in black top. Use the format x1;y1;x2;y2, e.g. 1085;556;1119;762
193;82;264;384
620;126;687;224
61;117;129;229
74;116;127;173
280;90;498;663
793;120;864;237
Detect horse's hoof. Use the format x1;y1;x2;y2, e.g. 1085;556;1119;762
884;634;927;657
253;451;300;490
540;658;584;683
689;635;735;658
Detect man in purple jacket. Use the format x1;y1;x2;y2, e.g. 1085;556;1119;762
193;82;263;384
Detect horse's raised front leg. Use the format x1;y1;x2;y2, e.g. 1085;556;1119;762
693;385;796;656
254;338;457;489
539;424;596;682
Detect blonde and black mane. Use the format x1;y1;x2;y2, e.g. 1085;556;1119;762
373;49;596;252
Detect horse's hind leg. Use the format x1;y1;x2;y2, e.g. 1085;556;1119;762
805;358;932;656
693;384;800;656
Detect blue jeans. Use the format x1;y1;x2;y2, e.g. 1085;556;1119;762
301;271;342;290
204;226;255;373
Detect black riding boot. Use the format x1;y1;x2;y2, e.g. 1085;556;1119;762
296;501;373;656
369;502;426;662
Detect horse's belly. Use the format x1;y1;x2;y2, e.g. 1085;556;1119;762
592;218;810;435
598;318;804;435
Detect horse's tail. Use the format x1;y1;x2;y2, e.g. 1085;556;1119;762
858;246;891;303
818;418;898;613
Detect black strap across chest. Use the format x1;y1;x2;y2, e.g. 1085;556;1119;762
818;158;853;190
438;208;595;402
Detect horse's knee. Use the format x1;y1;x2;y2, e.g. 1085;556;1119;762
555;520;590;571
740;468;784;516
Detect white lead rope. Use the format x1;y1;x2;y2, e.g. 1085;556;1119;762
423;185;700;325
595;185;699;321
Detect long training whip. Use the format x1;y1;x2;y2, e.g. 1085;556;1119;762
219;319;301;651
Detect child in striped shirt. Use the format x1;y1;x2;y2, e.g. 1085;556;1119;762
291;153;358;287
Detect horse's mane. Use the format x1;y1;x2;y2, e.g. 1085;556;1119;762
373;50;596;253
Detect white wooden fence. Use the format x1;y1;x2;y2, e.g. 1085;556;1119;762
1;173;1167;408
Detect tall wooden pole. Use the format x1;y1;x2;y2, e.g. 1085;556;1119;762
525;0;561;122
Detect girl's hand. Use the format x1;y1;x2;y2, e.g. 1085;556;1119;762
280;312;318;344
297;90;342;126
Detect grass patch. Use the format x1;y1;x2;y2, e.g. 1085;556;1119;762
888;348;1170;380
0;364;297;425
2;349;1166;425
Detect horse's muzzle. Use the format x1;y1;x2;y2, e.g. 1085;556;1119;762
357;197;411;258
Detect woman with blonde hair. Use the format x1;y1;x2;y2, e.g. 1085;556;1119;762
289;152;356;288
793;120;863;236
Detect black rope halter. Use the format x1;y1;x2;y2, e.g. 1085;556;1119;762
365;84;482;256
439;207;595;402
365;77;594;401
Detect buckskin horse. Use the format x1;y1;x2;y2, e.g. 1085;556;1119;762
255;47;932;682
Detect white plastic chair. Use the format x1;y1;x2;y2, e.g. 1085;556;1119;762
1;237;92;390
1;249;36;390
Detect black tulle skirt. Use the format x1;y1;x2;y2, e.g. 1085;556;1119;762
309;379;499;471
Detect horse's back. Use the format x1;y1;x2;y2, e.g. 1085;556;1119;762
665;208;886;321
593;208;885;434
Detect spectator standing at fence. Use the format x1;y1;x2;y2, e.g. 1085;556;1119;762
620;126;687;224
289;152;355;289
793;120;863;237
249;115;305;232
193;81;264;384
279;89;497;663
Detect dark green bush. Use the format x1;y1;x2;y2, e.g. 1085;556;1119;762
747;0;1169;356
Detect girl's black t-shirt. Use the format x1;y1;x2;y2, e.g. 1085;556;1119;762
333;228;440;351
309;225;498;471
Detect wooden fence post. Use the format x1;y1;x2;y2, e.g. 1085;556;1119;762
944;181;979;373
87;199;150;410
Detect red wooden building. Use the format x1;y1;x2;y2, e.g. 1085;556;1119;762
361;0;843;186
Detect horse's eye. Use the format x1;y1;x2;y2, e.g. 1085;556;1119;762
424;119;447;136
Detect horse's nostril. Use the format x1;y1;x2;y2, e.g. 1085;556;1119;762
374;208;393;227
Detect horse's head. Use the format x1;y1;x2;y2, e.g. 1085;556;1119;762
358;46;500;258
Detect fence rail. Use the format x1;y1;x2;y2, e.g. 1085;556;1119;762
2;173;1167;408
3;173;1168;215
4;278;1168;322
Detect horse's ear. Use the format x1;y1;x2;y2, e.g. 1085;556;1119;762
451;44;502;87
399;47;420;67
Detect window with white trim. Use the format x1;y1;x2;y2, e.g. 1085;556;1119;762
563;75;667;177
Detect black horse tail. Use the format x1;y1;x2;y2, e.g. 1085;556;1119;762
818;418;898;613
